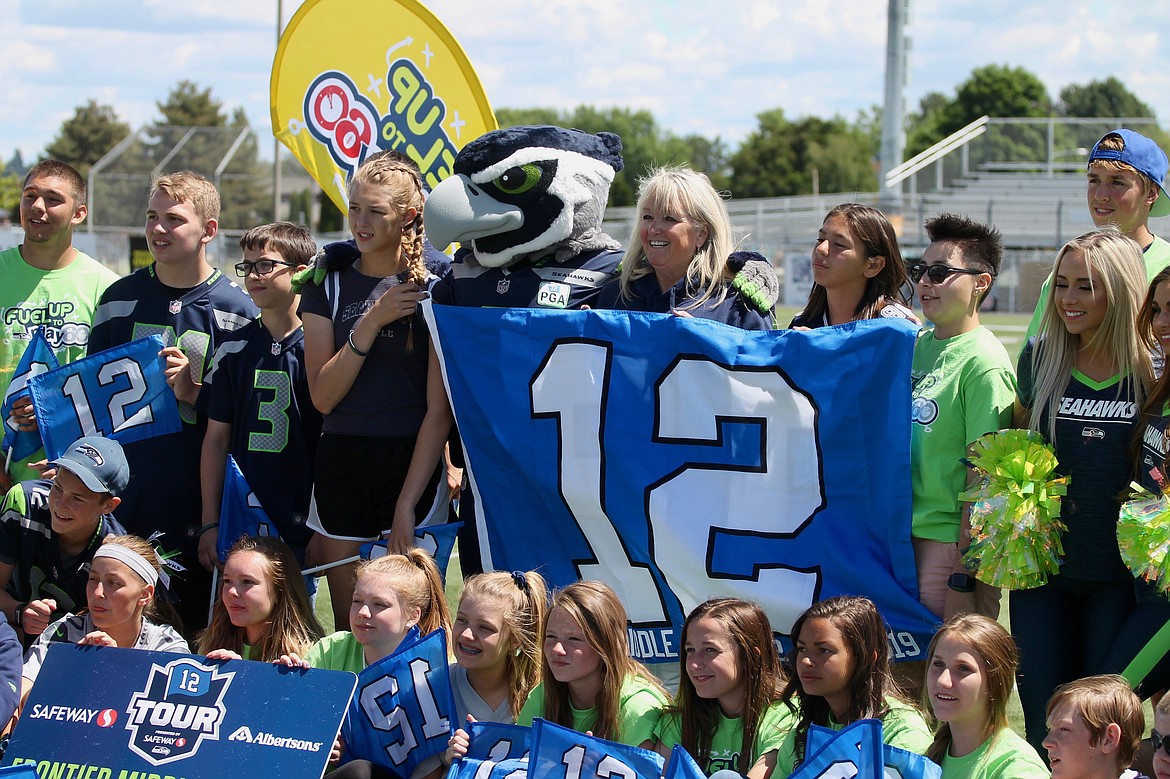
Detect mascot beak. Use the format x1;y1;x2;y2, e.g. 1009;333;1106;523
424;173;524;250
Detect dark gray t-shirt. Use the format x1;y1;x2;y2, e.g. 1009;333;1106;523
299;266;430;437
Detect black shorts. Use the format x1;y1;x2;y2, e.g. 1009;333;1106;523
310;433;445;541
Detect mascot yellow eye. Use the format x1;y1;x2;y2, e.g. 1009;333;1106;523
494;165;542;195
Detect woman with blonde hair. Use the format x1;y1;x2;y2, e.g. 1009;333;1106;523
300;150;453;629
20;534;188;704
517;580;667;747
597;165;775;329
1012;227;1155;750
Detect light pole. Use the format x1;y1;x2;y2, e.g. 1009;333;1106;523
879;0;909;212
273;0;283;221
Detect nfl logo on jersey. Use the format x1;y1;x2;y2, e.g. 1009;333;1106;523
169;300;182;315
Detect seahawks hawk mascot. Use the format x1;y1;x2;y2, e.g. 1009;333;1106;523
424;124;626;308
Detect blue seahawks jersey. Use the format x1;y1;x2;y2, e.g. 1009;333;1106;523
0;480;126;621
431;248;622;310
88;266;257;552
202;319;321;548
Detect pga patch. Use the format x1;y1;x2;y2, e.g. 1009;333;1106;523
125;657;235;766
536;282;570;309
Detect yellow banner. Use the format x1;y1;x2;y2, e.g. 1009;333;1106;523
270;0;496;209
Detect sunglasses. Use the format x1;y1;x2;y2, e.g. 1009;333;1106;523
908;263;985;285
1154;729;1170;757
234;259;294;278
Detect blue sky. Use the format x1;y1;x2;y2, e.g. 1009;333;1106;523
3;0;1169;164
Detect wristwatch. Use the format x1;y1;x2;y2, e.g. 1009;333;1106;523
12;603;25;627
948;572;976;593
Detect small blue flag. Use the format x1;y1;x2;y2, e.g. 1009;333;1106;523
27;335;180;460
662;744;708;779
529;718;664;779
360;522;462;582
218;454;280;562
794;720;885;779
344;627;456;775
1;327;59;460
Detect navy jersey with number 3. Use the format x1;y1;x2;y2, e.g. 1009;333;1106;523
202;319;321;548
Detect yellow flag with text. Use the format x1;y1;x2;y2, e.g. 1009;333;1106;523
271;0;496;209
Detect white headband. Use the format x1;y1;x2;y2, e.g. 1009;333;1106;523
94;544;158;587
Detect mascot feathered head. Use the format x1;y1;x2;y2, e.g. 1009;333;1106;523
424;125;624;268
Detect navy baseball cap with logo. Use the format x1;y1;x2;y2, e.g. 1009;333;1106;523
48;436;130;496
1089;128;1170;217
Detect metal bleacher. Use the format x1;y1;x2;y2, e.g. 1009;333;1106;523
601;117;1167;310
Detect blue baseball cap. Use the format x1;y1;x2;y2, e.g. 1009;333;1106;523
1088;129;1170;218
48;436;130;496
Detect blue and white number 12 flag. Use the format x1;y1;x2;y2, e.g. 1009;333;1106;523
424;303;937;662
27;335;181;460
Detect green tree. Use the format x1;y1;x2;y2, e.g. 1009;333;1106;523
494;107;562;127
156;80;228;127
90;82;272;229
729;110;878;198
944;64;1050;129
0;171;20;220
906;66;1051;157
1058;77;1154;118
657;134;731;190
44;100;131;177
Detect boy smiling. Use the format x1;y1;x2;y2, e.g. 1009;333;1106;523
1025;128;1170;345
88;171;257;634
0;161;118;487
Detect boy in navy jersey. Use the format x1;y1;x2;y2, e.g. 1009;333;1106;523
88;171;257;634
198;223;321;571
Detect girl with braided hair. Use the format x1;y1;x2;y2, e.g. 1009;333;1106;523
301;152;453;629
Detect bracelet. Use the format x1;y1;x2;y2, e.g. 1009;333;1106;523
199;522;219;536
347;330;370;357
12;603;26;627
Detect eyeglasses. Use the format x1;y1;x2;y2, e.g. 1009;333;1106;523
1153;729;1170;757
908;263;986;285
234;259;294;277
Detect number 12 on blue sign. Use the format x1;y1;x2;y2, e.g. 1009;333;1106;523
28;335;182;459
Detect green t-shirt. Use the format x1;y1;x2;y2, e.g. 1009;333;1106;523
517;674;667;747
0;246;119;481
940;727;1049;779
774;697;932;778
911;326;1017;542
653;701;796;775
1023;233;1170;352
306;630;366;673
